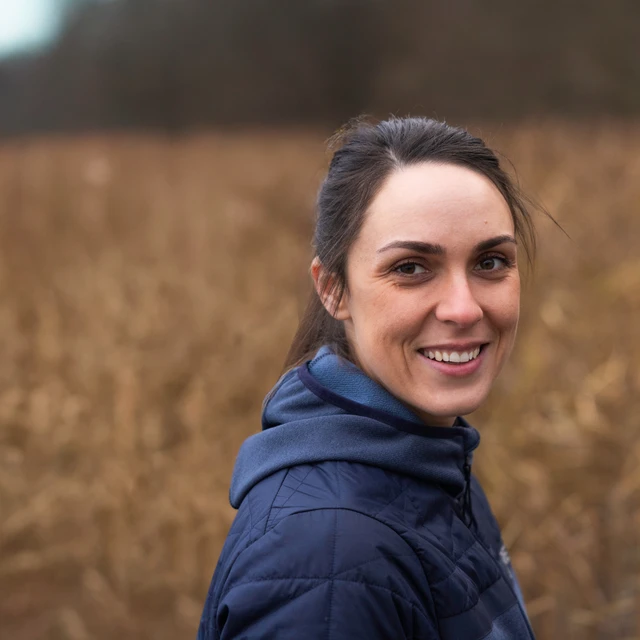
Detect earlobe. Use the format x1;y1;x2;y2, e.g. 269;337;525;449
310;257;350;321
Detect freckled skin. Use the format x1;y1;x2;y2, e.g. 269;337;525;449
312;162;521;427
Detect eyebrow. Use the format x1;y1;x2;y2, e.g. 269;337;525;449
377;234;516;255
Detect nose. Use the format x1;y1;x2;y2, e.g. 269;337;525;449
434;274;483;327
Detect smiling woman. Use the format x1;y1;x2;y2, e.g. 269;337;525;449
313;162;521;426
197;117;542;639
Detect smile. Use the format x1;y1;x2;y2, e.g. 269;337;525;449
423;346;481;363
416;343;489;377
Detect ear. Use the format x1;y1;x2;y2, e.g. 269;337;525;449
310;257;351;321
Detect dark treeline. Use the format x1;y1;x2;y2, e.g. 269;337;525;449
0;0;638;136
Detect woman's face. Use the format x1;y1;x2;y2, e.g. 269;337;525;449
316;162;520;426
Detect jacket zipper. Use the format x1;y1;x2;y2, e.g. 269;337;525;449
459;454;537;639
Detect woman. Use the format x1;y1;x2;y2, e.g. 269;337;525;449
198;117;538;639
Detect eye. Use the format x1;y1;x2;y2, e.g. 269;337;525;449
395;262;427;276
476;255;509;271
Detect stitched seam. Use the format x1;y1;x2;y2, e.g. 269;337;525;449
267;465;318;518
212;535;255;636
326;509;338;640
372;484;412;518
428;539;482;587
221;506;435;620
221;575;433;620
265;468;292;533
245;496;274;542
310;351;333;366
332;551;418;580
437;576;502;619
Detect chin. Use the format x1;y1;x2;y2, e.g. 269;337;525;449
410;390;489;423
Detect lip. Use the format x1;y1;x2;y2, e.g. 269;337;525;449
419;341;488;351
417;343;488;378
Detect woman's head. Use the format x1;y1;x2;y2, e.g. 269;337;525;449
286;116;536;425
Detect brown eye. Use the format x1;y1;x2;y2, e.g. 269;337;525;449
395;262;426;275
477;256;506;271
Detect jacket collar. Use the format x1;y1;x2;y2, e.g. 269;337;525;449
229;347;480;508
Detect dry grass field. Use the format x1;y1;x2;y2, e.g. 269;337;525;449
0;122;639;639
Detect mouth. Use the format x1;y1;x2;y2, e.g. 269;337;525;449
417;343;489;376
419;344;486;364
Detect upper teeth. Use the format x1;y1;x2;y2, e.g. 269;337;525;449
425;347;481;363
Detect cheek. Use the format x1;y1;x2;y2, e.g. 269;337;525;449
490;279;521;335
352;286;424;342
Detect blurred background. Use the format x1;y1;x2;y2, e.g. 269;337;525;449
0;1;639;638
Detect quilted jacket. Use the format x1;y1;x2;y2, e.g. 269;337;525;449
197;347;536;639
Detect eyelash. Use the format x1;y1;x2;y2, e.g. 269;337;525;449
475;253;515;271
392;253;515;277
393;261;428;277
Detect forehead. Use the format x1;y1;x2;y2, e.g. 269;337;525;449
360;162;514;247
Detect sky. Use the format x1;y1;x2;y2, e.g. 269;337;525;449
0;0;82;59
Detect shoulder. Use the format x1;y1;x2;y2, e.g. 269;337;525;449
233;461;496;574
252;459;448;529
229;507;432;603
200;463;524;639
206;501;439;639
233;459;436;570
221;461;439;606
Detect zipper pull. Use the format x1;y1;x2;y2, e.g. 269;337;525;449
462;455;475;528
463;455;472;482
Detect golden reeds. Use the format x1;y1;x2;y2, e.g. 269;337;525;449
0;123;638;639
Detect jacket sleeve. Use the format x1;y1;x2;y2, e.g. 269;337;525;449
212;508;440;640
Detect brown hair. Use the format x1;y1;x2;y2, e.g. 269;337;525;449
284;116;538;369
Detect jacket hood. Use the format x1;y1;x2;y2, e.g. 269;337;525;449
229;347;480;509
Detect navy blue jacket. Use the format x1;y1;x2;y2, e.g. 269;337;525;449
198;347;535;639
